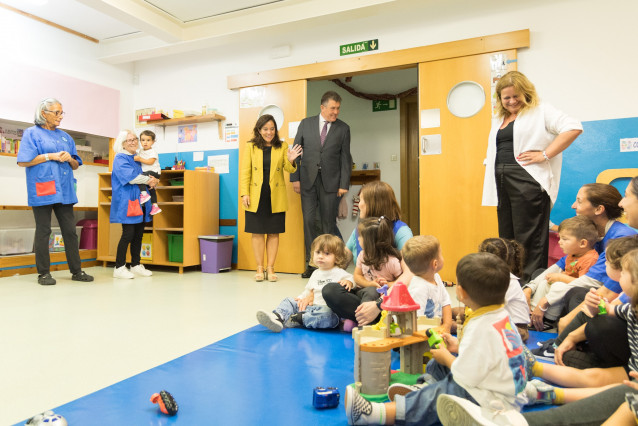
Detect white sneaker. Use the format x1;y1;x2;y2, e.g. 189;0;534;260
130;264;152;277
113;266;134;279
437;394;528;426
256;310;284;332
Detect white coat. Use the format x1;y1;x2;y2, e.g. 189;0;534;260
482;102;582;207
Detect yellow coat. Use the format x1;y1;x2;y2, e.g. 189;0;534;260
240;141;297;213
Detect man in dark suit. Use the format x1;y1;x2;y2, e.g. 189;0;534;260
291;91;352;278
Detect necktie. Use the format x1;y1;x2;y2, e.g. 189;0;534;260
320;121;328;146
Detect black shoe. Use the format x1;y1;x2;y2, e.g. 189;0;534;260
37;273;56;286
531;339;556;360
71;271;94;282
289;312;304;326
301;266;317;278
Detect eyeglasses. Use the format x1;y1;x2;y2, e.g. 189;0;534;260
44;110;65;117
125;137;138;143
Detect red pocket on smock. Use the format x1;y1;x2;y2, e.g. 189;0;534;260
127;199;143;217
35;180;56;196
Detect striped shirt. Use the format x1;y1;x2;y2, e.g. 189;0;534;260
615;303;638;372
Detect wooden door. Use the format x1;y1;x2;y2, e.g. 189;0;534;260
400;95;420;235
418;51;517;281
237;80;307;273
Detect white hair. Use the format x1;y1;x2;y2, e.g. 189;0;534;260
113;130;139;155
34;98;61;126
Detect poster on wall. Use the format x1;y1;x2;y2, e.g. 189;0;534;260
178;125;197;143
490;53;509;117
208;154;229;174
225;124;239;143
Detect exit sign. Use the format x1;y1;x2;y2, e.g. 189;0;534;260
372;99;397;112
340;39;379;56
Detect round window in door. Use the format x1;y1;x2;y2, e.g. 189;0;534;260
446;81;485;118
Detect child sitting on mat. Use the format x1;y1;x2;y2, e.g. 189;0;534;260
256;234;353;332
344;252;528;425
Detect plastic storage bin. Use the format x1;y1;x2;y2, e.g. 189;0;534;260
49;226;83;252
199;235;234;273
0;228;35;255
168;233;183;263
77;219;98;250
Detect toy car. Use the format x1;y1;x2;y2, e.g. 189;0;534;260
313;386;340;408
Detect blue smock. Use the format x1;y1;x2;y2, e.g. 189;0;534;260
16;125;82;206
110;153;151;224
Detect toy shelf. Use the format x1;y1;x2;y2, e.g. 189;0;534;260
350;169;380;185
145;113;226;139
0;249;97;277
97;170;219;274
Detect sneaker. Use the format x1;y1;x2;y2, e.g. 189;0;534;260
256;310;284;332
531;339;556;360
113;265;134;279
25;410;68;426
140;192;151;204
387;382;425;401
71;271;94;282
345;385;385;425
288;312;304;327
130;264;152;277
150;204;162;215
37;273;56;286
437;394;527;426
525;379;557;405
343;319;358;332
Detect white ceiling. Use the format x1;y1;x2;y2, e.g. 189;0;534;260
1;0;396;63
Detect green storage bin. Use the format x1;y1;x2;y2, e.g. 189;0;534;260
169;178;184;186
168;233;183;263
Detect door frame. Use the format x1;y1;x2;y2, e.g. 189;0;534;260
399;94;419;235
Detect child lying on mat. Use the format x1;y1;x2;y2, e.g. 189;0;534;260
256;234;353;332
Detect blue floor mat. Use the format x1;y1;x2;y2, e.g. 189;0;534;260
15;327;560;425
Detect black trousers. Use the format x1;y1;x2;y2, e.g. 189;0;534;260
300;171;340;260
555;310;630;369
115;222;145;268
322;283;381;322
495;163;550;282
32;203;82;275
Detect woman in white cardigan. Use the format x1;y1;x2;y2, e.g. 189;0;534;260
482;71;583;282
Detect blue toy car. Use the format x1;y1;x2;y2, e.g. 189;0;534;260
313;387;340;408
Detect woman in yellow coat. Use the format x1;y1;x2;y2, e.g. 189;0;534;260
241;114;303;282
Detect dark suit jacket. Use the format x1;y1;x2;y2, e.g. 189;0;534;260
290;115;352;192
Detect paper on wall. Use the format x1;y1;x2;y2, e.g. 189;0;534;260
208;154;229;174
193;151;204;161
420;109;440;129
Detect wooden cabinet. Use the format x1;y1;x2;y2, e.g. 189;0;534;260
97;169;219;273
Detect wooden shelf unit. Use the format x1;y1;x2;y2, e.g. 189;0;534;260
97;169;219;273
351;169;381;185
0;249;97;278
0;151;108;167
146;113;226;139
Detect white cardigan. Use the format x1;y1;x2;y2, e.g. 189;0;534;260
482;102;582;206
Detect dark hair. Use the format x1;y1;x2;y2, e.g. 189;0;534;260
249;114;282;149
629;176;638;199
456;252;509;307
357;217;401;270
360;181;402;221
309;234;351;269
321;91;342;105
140;130;156;141
478;238;525;279
402;235;440;276
558;216;598;248
606;235;638;271
582;183;623;220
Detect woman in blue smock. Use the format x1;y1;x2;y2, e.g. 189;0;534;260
17;98;94;285
110;130;158;279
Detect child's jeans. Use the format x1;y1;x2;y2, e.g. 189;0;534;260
274;297;340;329
394;360;476;426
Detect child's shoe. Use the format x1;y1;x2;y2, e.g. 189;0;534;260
387;382;425;401
287;312;304;328
524;379;558;405
150;204;162;215
345;385;386;425
343;319;358;332
256;310;284;332
437;394;527;426
140;192;151;204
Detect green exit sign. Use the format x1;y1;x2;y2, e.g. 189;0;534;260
372;99;397;112
340;39;379;56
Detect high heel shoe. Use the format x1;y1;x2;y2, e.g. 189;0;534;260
266;266;278;282
254;266;265;282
